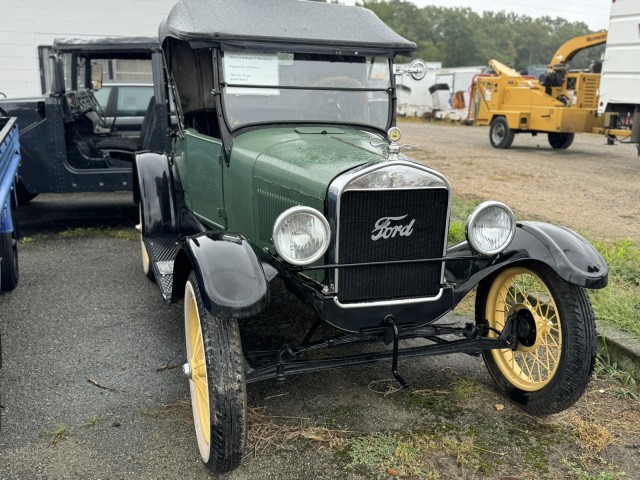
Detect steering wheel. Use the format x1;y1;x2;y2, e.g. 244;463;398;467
297;76;369;123
86;89;109;128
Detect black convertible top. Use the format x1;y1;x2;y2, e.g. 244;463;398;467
159;0;416;56
53;37;160;54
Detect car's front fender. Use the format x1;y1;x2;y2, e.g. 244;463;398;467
171;232;270;319
135;152;175;236
447;221;608;307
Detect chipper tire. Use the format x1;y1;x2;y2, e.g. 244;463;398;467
475;263;596;415
489;116;515;149
183;271;247;473
548;132;575;149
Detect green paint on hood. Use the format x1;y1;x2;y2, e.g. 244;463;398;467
232;127;388;201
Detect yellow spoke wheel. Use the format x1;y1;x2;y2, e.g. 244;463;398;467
138;204;154;280
486;267;562;391
476;264;597;415
185;280;211;457
183;271;247;473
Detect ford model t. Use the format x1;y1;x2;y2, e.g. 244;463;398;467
137;0;608;472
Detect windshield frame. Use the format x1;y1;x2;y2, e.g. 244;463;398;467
218;49;395;134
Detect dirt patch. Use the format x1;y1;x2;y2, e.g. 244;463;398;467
400;120;640;242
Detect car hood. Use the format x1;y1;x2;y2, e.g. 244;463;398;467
232;126;388;201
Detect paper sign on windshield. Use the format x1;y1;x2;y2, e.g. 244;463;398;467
223;52;280;95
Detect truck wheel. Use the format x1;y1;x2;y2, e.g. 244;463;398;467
138;205;154;280
183;271;247;473
489;117;514;149
0;202;19;291
475;264;596;415
548;132;574;149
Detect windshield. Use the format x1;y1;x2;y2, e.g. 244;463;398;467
221;51;392;130
61;53;86;91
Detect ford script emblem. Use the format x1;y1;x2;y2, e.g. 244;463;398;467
371;215;415;241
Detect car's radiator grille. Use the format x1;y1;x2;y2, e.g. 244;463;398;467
337;188;449;303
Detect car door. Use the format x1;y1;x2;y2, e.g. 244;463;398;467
178;130;226;230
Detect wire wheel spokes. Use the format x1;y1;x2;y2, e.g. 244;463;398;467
489;268;563;391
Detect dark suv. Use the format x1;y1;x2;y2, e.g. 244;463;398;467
0;37;168;203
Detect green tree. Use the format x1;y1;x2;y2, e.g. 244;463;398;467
360;0;602;70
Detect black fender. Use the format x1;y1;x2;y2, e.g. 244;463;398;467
171;231;270;319
135;152;175;236
448;221;608;307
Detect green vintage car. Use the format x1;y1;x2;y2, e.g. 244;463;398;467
137;0;608;473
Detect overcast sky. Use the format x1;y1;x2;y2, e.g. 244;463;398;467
346;0;612;31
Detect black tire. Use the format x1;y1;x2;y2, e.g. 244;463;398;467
0;201;19;291
548;132;574;149
15;181;37;206
184;271;247;473
475;263;596;415
489;116;514;149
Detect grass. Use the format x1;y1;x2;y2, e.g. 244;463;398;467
45;423;68;446
343;432;442;479
448;197;481;246
232;375;635;479
140;397;192;421
83;415;104;427
333;369;638;479
589;238;640;340
564;460;626;480
21;227;138;243
594;354;640;404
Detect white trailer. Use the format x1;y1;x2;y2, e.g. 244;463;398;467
597;0;640;152
433;66;484;122
395;61;442;117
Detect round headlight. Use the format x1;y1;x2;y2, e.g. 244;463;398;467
273;206;331;266
465;201;516;256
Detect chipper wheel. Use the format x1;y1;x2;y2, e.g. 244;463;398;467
183;271;247;473
548;132;575;149
489;116;515;149
476;264;596;415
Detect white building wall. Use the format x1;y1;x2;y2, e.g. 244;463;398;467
0;0;176;98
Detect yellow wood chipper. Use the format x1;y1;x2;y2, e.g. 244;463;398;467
472;32;607;149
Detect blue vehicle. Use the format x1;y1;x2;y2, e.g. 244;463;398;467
0;115;20;410
0;115;20;292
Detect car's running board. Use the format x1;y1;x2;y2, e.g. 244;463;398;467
144;236;178;300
